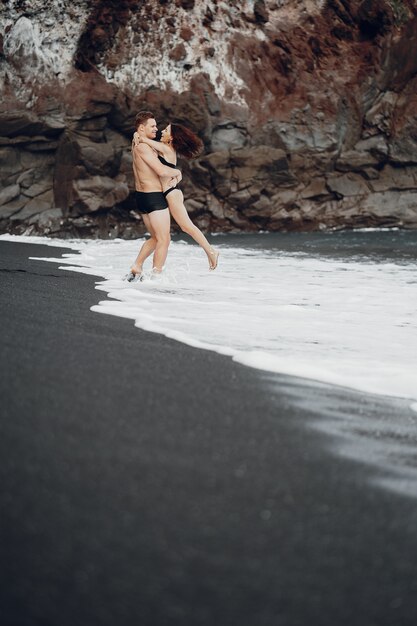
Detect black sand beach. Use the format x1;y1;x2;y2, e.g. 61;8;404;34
1;240;417;626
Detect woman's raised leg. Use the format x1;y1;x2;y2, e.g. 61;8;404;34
168;190;219;270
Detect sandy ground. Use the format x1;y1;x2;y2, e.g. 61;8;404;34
1;240;417;626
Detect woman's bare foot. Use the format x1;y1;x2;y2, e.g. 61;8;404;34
208;249;219;271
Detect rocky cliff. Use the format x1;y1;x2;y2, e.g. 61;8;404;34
1;0;417;237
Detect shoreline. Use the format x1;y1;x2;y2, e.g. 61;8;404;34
0;229;417;407
1;240;417;626
2;231;415;407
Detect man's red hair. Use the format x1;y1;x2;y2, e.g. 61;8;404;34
135;110;154;130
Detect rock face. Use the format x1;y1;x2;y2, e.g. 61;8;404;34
1;0;417;237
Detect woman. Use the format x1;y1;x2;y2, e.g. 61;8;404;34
134;123;219;272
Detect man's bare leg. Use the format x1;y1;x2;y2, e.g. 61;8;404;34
130;214;156;276
148;208;171;272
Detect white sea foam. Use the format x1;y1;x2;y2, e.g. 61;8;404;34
2;233;417;405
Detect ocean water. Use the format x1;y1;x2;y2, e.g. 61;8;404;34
2;230;417;408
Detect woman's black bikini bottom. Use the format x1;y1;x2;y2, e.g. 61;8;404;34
163;185;180;199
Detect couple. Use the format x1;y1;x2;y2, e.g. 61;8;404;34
126;110;219;281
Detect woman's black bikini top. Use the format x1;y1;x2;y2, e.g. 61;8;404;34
158;155;177;169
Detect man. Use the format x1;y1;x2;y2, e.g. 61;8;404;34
126;110;181;281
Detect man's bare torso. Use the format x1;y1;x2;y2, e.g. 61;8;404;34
132;144;163;193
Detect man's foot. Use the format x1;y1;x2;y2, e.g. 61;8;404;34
208;249;219;271
150;267;163;280
124;266;143;282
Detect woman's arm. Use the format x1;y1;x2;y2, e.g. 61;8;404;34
134;143;181;179
133;132;172;159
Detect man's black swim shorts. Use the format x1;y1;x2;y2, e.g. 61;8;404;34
135;191;168;214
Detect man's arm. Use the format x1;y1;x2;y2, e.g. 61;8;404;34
134;143;181;178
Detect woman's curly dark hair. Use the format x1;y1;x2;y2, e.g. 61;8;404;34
171;123;203;159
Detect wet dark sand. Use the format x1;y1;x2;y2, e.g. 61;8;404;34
1;240;417;626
